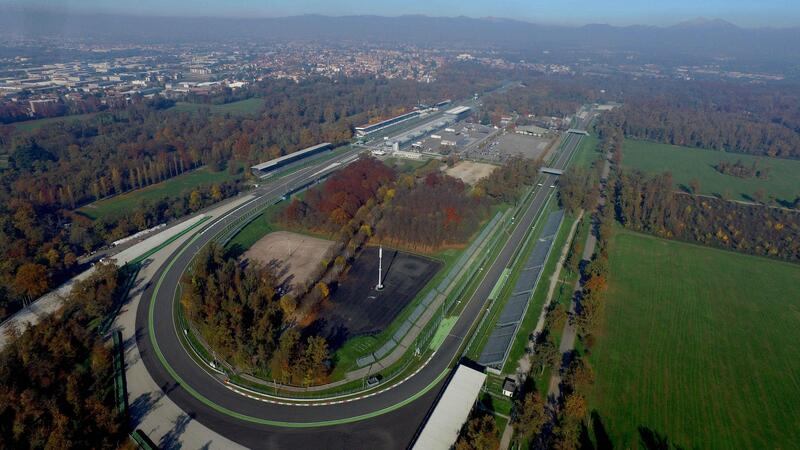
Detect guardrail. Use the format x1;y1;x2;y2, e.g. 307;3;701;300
130;429;158;450
112;330;128;417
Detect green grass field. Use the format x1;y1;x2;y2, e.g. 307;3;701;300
12;112;100;133
588;228;800;449
622;139;800;204
572;133;601;170
78;166;242;220
169;98;264;116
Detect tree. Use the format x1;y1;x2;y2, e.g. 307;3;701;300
455;414;499;450
13;263;50;304
303;336;329;385
566;234;584;274
279;295;296;316
513;392;547;441
564;393;588;422
688;178;700;195
210;183;223;202
189;189;203;211
532;334;560;375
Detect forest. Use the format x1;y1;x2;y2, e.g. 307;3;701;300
181;242;330;385
600;80;800;159
0;67;510;323
480;77;597;125
379;172;490;251
283;157;396;235
0;262;126;449
613;169;800;263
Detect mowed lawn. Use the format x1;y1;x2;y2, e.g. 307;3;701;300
589;229;800;449
78;166;241;220
622;139;800;203
12;112;100;133
571;133;601;169
169;98;264;116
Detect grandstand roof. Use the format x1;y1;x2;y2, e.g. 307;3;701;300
412;364;486;450
250;143;332;171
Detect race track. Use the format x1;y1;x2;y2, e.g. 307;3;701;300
135;120;590;448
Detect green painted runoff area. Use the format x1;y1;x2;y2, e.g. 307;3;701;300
428;316;459;351
621;139;800;203
588;228;800;449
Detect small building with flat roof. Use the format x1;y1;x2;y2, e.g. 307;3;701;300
502;377;516;397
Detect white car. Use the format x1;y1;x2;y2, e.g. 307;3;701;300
549;185;555;188
537;183;543;187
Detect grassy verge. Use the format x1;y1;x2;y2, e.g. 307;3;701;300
621;138;800;204
169;98;264;116
571;134;601;170
12;112;100;133
587;227;800;449
78;165;243;220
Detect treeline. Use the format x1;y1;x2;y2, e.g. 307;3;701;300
476;156;543;204
600;81;800;159
481;76;599;125
0;173;243;322
557;167;599;215
287;156;544;254
614;170;800;262
284;157;396;234
714;159;770;179
380;172;490;251
181;242;329;385
0;262;126;449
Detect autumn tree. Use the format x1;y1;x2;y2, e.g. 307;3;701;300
13;263;50;304
455;414;500;450
688;178;700;195
512;391;547;441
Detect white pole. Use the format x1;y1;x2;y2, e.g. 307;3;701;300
377;246;384;290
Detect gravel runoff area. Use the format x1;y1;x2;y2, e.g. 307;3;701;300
444;160;498;185
242;231;335;293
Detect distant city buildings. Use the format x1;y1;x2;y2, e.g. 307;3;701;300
0;36;784;121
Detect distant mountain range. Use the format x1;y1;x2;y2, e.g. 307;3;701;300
1;10;799;62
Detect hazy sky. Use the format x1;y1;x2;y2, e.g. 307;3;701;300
6;0;800;27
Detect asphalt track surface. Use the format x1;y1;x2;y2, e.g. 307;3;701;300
136;125;587;449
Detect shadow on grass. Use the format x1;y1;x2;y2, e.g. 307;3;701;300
638;426;684;450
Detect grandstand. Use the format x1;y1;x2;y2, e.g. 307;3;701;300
250;143;332;177
355;110;421;136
